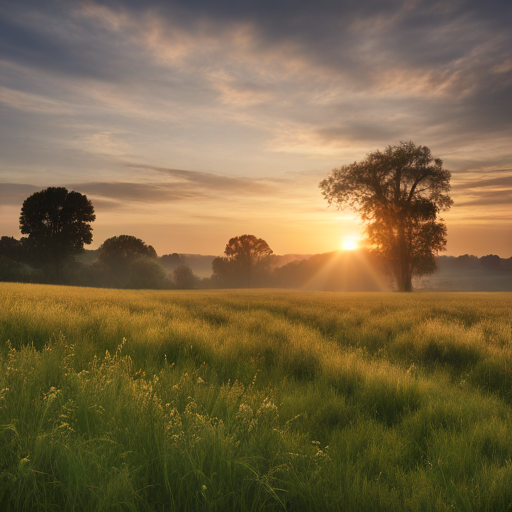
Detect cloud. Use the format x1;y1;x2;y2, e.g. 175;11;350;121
0;183;42;205
317;122;403;145
0;86;75;114
0;163;293;212
458;215;512;223
450;169;512;207
0;181;199;210
208;71;275;107
452;174;512;190
84;132;130;156
0;3;139;83
69;181;203;204
1;0;510;165
127;164;284;194
455;190;512;207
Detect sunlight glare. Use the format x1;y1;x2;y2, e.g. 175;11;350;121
342;239;358;251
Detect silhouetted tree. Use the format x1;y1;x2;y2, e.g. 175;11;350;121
173;264;198;289
212;234;273;287
97;235;160;288
98;235;157;265
211;256;236;287
128;257;168;289
320;142;452;291
0;254;26;282
19;187;95;281
457;254;479;267
0;236;25;262
160;253;183;270
479;254;501;269
0;237;47;282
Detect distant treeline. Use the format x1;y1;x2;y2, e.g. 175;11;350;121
1;234;510;291
416;254;512;292
437;254;512;270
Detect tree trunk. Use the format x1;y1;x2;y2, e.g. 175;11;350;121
399;257;413;292
395;223;413;292
394;268;412;292
402;272;412;292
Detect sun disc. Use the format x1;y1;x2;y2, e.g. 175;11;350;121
343;239;358;251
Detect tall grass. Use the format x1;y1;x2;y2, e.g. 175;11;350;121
1;283;511;510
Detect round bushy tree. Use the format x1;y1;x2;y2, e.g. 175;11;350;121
19;187;95;281
97;235;163;288
212;234;273;287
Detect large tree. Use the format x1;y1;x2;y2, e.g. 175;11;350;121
212;234;273;288
319;141;452;291
19;187;95;280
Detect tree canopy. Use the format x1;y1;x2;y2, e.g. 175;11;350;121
212;234;273;287
173;264;198;289
98;235;157;265
19;187;95;280
96;235;162;288
319;141;452;291
0;236;29;264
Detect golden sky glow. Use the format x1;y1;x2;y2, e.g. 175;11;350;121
0;0;511;257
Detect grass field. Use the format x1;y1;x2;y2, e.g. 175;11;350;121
1;283;512;511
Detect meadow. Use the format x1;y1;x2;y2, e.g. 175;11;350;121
1;283;512;511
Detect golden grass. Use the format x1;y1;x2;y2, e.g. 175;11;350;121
1;283;511;511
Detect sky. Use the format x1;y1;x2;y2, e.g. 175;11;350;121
0;0;511;257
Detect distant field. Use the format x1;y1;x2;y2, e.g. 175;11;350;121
1;284;512;511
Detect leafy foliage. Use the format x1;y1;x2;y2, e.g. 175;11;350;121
212;234;273;287
98;235;157;265
173;264;198;289
127;257;168;289
160;252;184;270
0;237;28;263
96;235;164;288
320;142;452;291
480;254;501;269
19;187;95;280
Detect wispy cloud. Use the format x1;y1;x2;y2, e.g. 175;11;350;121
69;181;203;205
456;190;512;207
0;183;41;205
451;169;512;207
127;164;285;194
453;174;512;191
1;164;294;212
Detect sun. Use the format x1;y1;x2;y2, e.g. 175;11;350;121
342;239;358;251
